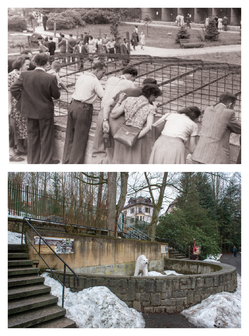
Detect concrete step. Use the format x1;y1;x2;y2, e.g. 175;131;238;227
8;260;34;268
8;284;51;301
8;253;29;259
8;244;26;252
8;293;58;315
8;275;44;288
8;304;66;328
33;316;77;328
8;267;39;277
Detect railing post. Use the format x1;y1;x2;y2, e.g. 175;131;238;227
25;185;29;217
62;264;66;308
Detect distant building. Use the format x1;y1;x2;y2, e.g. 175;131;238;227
141;8;241;26
122;196;154;225
165;199;178;214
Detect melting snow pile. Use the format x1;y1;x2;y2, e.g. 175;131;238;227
42;272;145;328
181;274;241;328
203;254;222;262
8;231;25;244
140;270;182;276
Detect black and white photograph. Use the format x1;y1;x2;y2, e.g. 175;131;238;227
8;5;241;164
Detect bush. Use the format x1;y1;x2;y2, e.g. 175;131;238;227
8;15;27;32
47;12;76;30
79;9;114;24
175;26;190;44
63;9;86;27
205;18;219;41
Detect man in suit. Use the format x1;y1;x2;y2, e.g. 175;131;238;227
58;34;67;63
192;92;241;164
10;53;61;164
48;37;56;64
68;33;76;62
42;13;48;31
74;40;88;70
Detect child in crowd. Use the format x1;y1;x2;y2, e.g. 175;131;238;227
47;60;69;93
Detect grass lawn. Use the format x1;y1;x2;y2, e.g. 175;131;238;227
8;23;241;65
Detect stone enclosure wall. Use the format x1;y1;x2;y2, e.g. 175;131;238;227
53;259;237;313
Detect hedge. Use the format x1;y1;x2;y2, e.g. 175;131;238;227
8;15;27;32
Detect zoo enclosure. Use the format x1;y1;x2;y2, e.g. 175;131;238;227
53;54;241;124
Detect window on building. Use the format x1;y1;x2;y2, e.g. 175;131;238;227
145;207;150;213
138;207;142;213
130;208;134;214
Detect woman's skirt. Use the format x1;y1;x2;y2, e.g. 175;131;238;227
149;135;186;164
112;131;152;164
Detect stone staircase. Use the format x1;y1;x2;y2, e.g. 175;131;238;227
8;244;76;328
169;247;189;260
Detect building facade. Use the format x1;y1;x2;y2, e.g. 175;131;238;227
122;196;154;225
141;8;241;26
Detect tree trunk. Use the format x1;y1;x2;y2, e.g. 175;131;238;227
107;172;117;236
115;172;129;231
145;172;168;240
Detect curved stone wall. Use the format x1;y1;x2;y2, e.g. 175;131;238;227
53;259;237;313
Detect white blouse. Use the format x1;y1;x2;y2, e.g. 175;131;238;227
161;113;198;142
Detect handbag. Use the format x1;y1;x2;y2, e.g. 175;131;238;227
151;113;170;143
113;102;149;147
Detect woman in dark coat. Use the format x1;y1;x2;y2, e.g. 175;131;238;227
131;31;138;50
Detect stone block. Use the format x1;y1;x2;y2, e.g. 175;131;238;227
133;300;142;312
142;301;151;307
143;307;155;313
109;279;118;287
196;277;204;288
151;293;161;306
136;279;145;291
96;278;109;287
173;279;180;291
187;290;194;304
156;279;167;292
85;277;92;288
117;279;128;288
161;298;176;306
140;292;151;302
172;289;187;298
165;306;177;314
79;277;85;289
155;307;166;313
204;277;213;287
145;279;155;292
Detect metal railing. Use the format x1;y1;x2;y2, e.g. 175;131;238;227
22;217;79;308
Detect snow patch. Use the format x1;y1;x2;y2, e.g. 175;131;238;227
8;231;25;244
42;272;145;328
181;274;241;328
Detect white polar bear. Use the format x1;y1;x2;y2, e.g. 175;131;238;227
134;255;149;276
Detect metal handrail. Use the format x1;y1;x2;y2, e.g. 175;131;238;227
22;217;79;308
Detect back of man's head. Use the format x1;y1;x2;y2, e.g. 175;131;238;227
123;65;138;78
219;92;237;106
34;53;49;67
92;61;106;71
142;77;157;85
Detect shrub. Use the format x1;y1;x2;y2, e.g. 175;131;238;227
175;26;190;44
8;15;27;32
47;12;76;30
63;9;86;27
80;9;114;24
205;18;219;41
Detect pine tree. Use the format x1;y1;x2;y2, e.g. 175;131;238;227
205;17;219;41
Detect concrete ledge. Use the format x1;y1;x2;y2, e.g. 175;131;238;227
52;258;237;313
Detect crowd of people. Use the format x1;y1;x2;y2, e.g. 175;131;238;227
8;43;241;164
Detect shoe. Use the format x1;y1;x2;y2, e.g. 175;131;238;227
10;154;25;162
15;150;27;155
48;159;60;164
